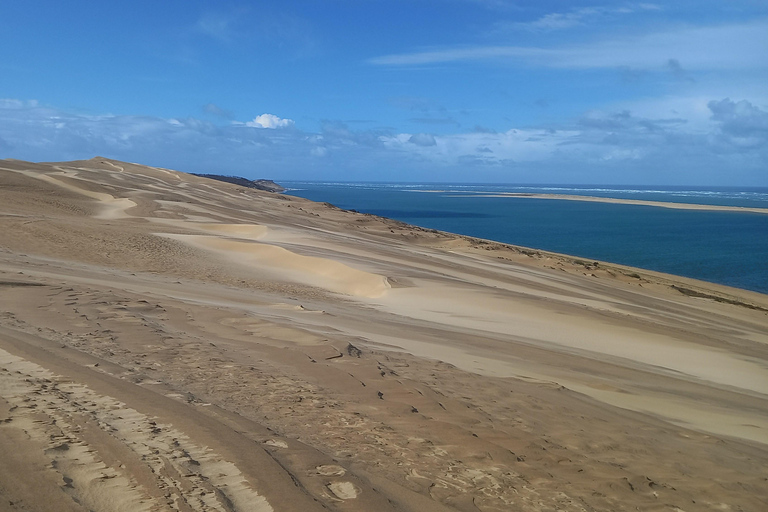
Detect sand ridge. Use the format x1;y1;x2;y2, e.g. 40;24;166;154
17;167;139;219
1;157;767;511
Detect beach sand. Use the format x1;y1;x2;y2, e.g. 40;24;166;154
1;157;766;511
420;191;768;214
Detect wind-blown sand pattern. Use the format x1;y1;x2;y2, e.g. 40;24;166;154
1;157;767;511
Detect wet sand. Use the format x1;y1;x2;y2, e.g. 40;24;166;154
1;157;767;511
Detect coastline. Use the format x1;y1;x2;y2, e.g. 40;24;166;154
1;157;767;511
287;184;768;295
420;190;768;214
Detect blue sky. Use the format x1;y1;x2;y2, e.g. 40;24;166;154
1;1;767;185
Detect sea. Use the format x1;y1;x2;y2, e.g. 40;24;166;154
283;183;768;295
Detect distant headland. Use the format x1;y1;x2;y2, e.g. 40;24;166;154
192;173;285;193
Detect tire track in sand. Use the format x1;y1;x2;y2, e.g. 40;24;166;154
0;347;273;512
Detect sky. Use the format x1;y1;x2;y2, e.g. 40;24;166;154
1;0;767;185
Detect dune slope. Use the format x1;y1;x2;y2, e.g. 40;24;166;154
1;157;767;511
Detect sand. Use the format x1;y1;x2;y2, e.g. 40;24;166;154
1;157;767;511
417;190;768;214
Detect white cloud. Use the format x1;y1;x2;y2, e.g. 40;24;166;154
369;46;545;66
502;5;655;33
203;103;233;119
198;17;228;39
370;19;768;71
0;98;39;109
245;113;295;129
559;21;768;71
195;12;237;43
310;146;328;157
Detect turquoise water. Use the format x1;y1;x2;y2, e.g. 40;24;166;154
284;183;768;295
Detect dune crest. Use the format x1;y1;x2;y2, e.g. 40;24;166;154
17;168;138;219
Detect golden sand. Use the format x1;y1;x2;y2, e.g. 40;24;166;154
1;157;766;511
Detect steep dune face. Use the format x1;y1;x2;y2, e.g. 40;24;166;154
1;157;767;511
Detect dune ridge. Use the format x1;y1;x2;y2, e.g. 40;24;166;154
1;157;767;511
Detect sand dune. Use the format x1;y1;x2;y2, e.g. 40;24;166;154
159;233;391;298
18;166;138;219
1;157;767;511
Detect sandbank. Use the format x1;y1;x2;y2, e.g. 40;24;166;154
416;189;768;214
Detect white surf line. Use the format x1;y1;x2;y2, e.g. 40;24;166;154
0;347;274;512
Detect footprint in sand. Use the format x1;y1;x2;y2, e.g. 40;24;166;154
327;481;360;500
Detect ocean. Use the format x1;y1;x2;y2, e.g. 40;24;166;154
283;183;768;295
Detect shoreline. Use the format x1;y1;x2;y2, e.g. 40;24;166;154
287;189;768;295
447;232;768;305
417;190;768;214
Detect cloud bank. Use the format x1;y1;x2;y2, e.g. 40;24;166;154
0;99;766;185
